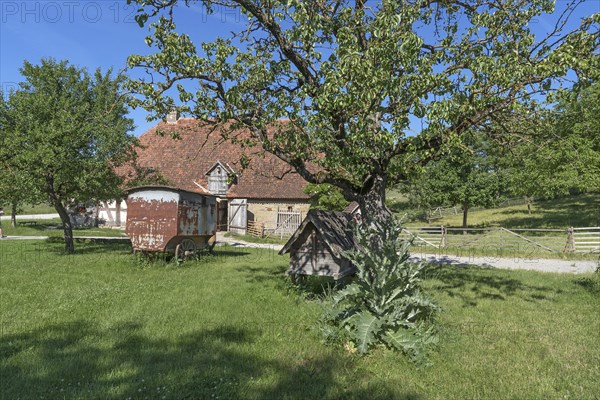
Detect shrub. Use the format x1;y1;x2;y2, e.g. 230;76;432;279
321;218;439;364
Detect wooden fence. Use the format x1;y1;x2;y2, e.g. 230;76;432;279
262;209;303;239
247;220;265;237
400;226;600;254
427;198;531;221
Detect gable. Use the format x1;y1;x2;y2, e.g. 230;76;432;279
206;161;235;195
280;210;358;257
205;161;234;177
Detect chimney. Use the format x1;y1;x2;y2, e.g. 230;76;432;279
166;110;178;124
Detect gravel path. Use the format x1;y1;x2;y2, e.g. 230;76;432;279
216;233;598;274
411;252;598;274
0;213;59;221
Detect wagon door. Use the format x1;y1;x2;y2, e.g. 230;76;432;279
228;199;247;234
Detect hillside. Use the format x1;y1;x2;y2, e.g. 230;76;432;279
391;193;599;229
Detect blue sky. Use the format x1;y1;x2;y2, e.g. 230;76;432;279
1;1;598;137
0;1;245;135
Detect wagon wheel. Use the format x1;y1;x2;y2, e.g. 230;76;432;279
175;239;196;261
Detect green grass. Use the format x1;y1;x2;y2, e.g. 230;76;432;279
1;240;599;399
404;193;600;229
17;204;58;215
0;219;127;238
0;204;58;215
412;243;599;261
224;232;288;245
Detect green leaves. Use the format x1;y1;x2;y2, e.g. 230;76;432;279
383;324;438;366
501;82;600;198
3;58;135;252
321;218;438;362
304;183;349;211
404;130;505;225
125;0;597;222
348;311;383;354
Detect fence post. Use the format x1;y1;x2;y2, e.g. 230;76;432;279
440;225;447;248
564;227;575;253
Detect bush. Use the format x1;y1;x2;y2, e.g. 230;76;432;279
321;218;439;364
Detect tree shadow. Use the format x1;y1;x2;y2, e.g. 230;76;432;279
42;240;132;256
210;247;253;258
235;263;289;284
495;194;600;228
423;263;561;306
16;221;60;231
0;319;418;399
573;275;600;295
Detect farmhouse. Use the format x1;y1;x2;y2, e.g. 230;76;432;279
279;210;358;280
99;116;311;235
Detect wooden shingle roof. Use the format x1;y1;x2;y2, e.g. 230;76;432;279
279;210;359;258
124;119;310;200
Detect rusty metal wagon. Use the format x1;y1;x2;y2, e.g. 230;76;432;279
125;186;217;260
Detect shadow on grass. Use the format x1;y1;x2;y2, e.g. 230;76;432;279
496;194;600;228
0;320;417;400
573;275;600;295
44;239;133;255
424;263;562;306
235;263;289;284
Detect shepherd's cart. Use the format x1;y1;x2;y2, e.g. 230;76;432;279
125;186;217;260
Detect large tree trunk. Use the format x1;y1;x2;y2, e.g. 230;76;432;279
10;203;17;228
354;174;392;227
46;176;75;253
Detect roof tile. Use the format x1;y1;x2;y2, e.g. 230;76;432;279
127;119;310;200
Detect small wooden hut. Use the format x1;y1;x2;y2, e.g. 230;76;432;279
279;210;359;280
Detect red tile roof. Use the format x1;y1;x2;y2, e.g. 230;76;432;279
125;119;310;200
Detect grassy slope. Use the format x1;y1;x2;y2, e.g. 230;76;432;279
398;193;600;228
1;240;598;399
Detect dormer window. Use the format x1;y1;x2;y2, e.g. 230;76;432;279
206;161;235;196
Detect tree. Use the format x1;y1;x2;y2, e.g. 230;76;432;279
4;59;135;253
126;0;599;227
304;183;349;211
499;83;600;211
0;91;44;227
405;131;504;228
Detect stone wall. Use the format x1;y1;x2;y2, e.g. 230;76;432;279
247;200;310;229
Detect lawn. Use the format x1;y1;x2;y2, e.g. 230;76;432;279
224;232;288;245
15;204;58;215
1;220;127;238
1;240;599;399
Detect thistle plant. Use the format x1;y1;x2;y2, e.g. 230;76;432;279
322;218;439;364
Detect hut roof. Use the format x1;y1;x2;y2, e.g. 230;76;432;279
279;210;359;258
343;201;360;214
126;185;216;198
